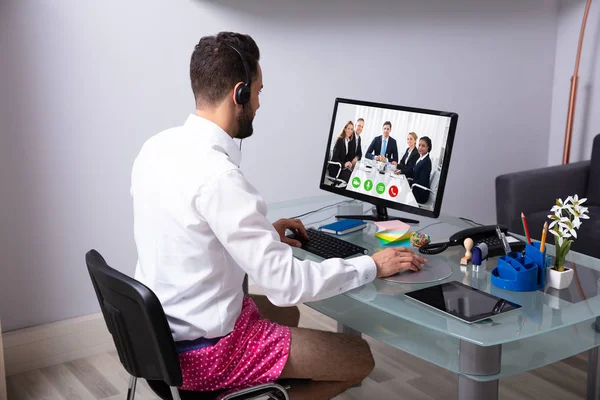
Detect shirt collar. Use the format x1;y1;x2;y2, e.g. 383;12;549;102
184;114;242;167
418;152;429;161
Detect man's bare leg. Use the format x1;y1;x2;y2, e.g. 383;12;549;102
247;294;373;399
247;293;300;327
280;327;374;400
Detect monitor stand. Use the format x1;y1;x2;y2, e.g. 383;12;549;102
336;206;419;225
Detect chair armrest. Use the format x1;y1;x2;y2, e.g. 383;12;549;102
327;161;342;178
495;161;590;230
411;183;434;193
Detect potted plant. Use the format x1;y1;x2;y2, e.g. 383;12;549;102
547;195;590;289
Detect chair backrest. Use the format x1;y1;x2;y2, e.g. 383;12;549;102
85;249;182;387
429;169;439;193
587;134;600;205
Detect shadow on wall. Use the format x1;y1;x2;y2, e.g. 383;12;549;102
0;1;54;330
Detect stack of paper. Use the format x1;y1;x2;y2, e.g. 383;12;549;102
374;220;413;246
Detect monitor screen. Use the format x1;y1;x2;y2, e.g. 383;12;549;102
319;98;458;218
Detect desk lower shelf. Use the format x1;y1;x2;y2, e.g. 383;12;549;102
307;295;600;382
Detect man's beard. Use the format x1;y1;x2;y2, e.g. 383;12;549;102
236;107;254;139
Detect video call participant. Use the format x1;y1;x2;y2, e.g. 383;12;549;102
365;121;398;164
395;132;419;175
131;31;427;400
351;118;364;167
407;136;433;204
329;121;356;184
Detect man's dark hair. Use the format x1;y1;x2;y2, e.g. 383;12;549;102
190;32;260;108
383;121;392;129
357;118;365;123
420;136;432;152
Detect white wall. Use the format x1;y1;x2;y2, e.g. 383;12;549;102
0;0;560;331
548;0;600;164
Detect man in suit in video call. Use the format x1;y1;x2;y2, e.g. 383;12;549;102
351;118;364;168
365;121;398;164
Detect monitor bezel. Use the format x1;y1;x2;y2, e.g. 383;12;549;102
319;97;458;219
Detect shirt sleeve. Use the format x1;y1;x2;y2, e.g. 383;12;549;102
194;168;377;307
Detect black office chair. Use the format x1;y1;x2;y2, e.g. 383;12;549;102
85;249;289;400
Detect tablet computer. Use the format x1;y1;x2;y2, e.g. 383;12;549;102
404;281;521;324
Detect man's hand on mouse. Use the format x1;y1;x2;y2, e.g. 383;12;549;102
273;218;308;247
372;248;427;278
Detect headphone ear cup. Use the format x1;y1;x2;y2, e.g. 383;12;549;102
236;84;251;105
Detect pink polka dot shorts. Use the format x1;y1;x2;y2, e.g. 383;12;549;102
178;297;291;391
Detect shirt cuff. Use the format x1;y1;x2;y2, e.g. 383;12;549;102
351;255;377;284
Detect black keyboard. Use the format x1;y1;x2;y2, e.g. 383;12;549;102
287;228;369;259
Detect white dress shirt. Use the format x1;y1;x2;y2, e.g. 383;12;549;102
344;137;350;155
403;148;415;165
416;152;429;164
131;114;376;341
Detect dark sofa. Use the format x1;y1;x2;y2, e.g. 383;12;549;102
496;134;600;259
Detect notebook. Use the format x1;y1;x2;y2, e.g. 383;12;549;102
319;219;368;235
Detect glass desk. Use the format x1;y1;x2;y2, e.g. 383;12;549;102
267;194;600;400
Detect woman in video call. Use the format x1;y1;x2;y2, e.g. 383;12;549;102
328;120;356;184
395;132;419;175
407;136;432;204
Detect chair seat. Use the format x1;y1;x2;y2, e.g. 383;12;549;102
146;380;226;400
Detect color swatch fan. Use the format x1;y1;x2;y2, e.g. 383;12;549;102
374;220;413;246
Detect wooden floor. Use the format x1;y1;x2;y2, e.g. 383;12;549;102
6;303;589;400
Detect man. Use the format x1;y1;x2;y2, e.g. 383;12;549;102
131;32;426;399
365;121;399;164
351;118;364;168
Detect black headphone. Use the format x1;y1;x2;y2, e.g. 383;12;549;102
225;43;251;105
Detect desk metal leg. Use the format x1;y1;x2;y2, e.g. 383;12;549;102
337;323;362;388
587;347;600;399
337;322;361;337
588;317;600;400
458;341;501;400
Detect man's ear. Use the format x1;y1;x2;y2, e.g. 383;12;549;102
232;82;246;106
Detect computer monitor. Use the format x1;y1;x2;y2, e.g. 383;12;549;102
319;98;458;223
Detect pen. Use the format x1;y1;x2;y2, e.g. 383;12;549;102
540;221;548;252
496;225;512;254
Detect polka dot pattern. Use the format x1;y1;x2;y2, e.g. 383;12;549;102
178;297;291;392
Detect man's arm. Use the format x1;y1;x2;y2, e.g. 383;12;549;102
194;169;377;306
365;137;376;160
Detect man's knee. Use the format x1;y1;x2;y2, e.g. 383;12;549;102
338;335;374;383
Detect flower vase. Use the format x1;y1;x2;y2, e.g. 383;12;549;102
546;267;574;290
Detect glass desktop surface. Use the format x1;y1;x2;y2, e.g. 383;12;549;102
267;195;600;380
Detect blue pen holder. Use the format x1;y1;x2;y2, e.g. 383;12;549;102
491;242;547;292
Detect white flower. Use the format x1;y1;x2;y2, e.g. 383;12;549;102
565;195;574;205
572;195;587;206
549;216;570;230
557;224;573;239
548;194;588;248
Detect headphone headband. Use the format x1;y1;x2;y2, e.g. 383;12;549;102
224;43;252;105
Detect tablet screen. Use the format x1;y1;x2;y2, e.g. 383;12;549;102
404;281;521;323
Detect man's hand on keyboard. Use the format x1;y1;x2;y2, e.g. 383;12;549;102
273;218;309;248
372;248;427;278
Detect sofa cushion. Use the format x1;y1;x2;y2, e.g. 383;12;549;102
523;207;600;259
587;134;600;207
